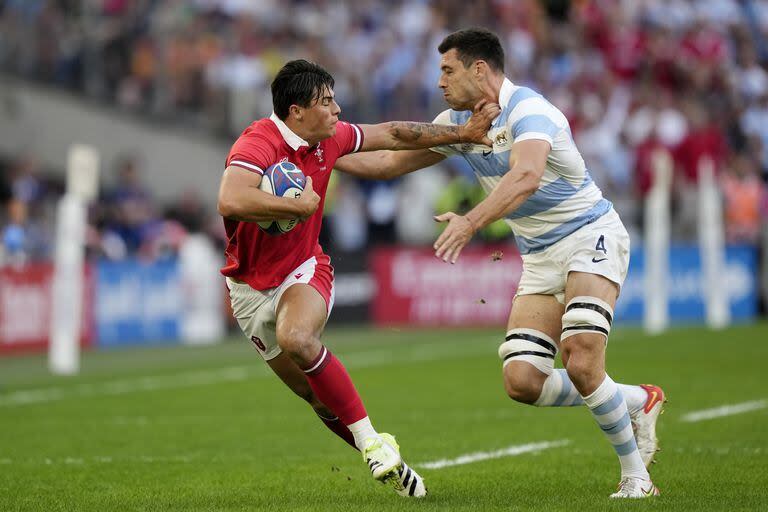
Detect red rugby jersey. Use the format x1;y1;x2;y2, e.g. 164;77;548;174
222;113;364;290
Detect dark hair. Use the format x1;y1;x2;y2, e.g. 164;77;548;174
438;28;505;73
271;60;335;120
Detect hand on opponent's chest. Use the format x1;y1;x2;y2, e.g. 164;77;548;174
457;126;512;157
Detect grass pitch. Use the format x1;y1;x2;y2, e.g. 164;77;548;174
1;323;767;511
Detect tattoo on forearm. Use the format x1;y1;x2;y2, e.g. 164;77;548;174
390;122;461;143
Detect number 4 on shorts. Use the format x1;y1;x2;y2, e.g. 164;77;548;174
595;235;607;254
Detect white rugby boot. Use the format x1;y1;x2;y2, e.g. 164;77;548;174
393;460;427;498
610;477;660;498
362;433;402;483
630;384;666;468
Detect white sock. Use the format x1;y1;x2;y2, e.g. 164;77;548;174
618;384;648;414
535;370;648;416
347;416;377;451
535;369;584;407
583;375;649;480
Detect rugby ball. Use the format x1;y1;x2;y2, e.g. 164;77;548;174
257;161;306;234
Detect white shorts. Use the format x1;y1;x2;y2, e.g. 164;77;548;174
226;255;335;361
515;209;630;304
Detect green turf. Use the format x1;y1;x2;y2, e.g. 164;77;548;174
1;324;767;511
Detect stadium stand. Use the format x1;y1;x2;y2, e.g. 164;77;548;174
0;0;766;316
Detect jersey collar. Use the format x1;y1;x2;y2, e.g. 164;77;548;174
270;113;310;151
489;77;515;126
498;77;515;108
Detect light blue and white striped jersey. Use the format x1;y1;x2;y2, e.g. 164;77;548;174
430;78;612;255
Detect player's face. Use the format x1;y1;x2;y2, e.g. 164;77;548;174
301;86;341;141
438;49;483;111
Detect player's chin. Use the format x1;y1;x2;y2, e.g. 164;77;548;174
444;96;463;110
327;123;337;137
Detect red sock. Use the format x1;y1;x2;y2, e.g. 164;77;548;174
317;414;357;450
303;346;367;426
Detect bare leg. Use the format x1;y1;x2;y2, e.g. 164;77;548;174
501;294;564;404
275;283;370;447
562;271;649;482
266;352;356;449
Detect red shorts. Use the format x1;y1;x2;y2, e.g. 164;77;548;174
277;254;335;314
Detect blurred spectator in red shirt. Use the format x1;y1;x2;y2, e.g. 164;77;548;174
674;100;728;184
601;8;647;82
634;132;669;200
678;18;729;91
643;24;680;90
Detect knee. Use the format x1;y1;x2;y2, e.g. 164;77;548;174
565;356;602;386
276;324;320;364
503;372;541;404
562;335;603;385
498;329;556;404
502;363;547;404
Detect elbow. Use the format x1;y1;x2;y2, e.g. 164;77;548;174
366;154;400;180
217;194;237;219
377;157;399;179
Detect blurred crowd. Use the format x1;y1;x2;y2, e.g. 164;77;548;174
1;0;768;263
0;153;223;266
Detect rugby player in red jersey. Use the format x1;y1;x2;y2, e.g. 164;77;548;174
217;59;499;497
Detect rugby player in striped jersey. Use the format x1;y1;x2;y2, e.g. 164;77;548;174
336;29;664;499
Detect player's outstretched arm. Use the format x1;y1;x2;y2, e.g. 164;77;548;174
434;139;550;263
463;139;549;226
358;100;499;151
218;166;320;222
334;148;446;180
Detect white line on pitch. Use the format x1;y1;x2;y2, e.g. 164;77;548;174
0;455;194;465
0;366;257;407
0;339;493;407
417;440;571;469
680;399;768;423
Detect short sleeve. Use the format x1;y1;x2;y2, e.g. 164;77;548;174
226;134;277;175
506;95;563;146
331;121;364;157
429;109;460;156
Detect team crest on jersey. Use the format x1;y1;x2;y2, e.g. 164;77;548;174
314;147;324;163
494;131;508;146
